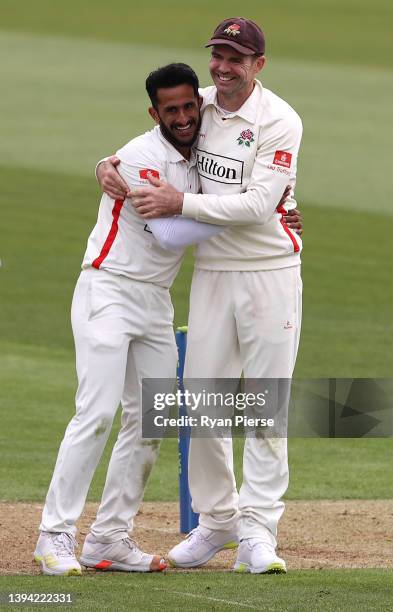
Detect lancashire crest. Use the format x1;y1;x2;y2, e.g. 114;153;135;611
237;129;255;147
224;24;241;37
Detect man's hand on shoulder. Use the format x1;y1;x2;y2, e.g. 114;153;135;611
97;155;129;200
130;174;184;219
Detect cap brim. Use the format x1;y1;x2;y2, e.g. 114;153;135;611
205;38;256;56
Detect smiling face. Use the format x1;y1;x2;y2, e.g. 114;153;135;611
149;84;202;157
209;44;265;108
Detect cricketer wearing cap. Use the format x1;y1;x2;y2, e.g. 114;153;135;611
99;17;303;574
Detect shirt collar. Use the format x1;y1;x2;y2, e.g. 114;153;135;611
156;126;196;165
203;79;264;125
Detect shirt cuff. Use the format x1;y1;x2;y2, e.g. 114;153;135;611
182;193;200;220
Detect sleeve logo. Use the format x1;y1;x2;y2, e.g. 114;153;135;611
273;151;292;169
139;169;160;179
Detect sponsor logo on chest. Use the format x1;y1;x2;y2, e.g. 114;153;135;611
196;149;244;185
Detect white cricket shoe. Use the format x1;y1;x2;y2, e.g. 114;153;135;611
167;526;239;568
34;532;82;576
79;533;166;572
233;538;287;574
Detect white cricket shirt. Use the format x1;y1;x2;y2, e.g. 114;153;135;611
183;80;303;271
82;126;200;288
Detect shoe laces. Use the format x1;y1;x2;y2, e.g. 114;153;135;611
186;527;206;547
122;537;139;552
52;533;77;557
245;538;275;554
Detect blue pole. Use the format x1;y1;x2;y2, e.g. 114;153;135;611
176;327;199;534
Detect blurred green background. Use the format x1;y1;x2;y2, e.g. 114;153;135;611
0;1;392;505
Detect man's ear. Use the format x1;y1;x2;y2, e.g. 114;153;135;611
255;55;266;74
148;106;160;124
198;95;203;109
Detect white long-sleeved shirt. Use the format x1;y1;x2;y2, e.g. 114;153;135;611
147;216;223;251
82;126;223;287
183;81;303;271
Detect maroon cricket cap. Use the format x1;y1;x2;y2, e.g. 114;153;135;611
205;17;265;56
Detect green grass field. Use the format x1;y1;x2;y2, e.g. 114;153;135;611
0;1;392;609
1;571;392;611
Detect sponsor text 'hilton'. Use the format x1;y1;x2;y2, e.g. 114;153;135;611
197;154;237;180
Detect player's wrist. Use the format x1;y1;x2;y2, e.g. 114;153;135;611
175;191;184;214
95;157;109;182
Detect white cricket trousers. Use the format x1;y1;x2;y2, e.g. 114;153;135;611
40;268;177;542
185;266;302;546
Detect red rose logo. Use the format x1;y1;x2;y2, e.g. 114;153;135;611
224;24;241;37
237;129;255;147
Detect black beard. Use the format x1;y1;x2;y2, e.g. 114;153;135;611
158;114;202;152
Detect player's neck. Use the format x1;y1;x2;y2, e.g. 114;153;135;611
174;145;191;160
217;81;255;113
159;125;192;160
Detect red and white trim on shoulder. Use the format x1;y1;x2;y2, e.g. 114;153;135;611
92;199;125;269
277;204;300;253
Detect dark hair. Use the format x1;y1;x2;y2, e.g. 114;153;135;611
146;63;199;109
